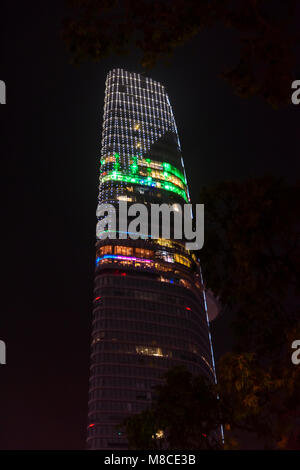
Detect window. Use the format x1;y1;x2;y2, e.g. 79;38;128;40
114;245;133;256
135;248;153;259
156;250;174;263
117;195;133;202
174;254;192;268
97;245;112;256
102;155;116;164
136;346;163;357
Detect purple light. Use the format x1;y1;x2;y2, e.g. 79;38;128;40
96;254;153;264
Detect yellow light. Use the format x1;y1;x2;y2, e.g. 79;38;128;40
136;346;163;357
152;430;164;440
117;195;133;202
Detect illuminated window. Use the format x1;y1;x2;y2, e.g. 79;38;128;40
156;238;175;249
136;346;163;357
137;158;186;183
180;278;192;289
114;246;133;256
135;248;153;258
102;155;116;164
117;195;133;202
149;168;185;189
155;263;173;272
156;250;174;263
139;159;162;170
174;254;192;268
101;172;188;202
152;430;164;440
97;245;112;256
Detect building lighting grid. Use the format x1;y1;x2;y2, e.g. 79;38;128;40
97;68;188;222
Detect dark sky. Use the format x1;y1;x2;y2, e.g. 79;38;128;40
0;1;299;450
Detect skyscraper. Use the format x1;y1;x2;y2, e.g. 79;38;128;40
87;69;217;450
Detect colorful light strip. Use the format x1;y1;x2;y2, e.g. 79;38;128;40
162;162;186;183
100;171;188;202
138;158;186;184
96;254;153;265
101;155;186;184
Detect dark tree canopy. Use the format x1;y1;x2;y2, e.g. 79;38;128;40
123;366;223;450
123;177;300;450
62;0;300;107
198;176;300;357
200;176;300;449
123;355;299;449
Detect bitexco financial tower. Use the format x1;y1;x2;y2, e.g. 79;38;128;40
87;69;217;450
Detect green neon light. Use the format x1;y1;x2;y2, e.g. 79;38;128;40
100;154;187;185
101;171;188;202
130;164;138;174
163;162;185;183
143;158;186;183
114;153;120;171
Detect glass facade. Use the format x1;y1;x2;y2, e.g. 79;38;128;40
87;69;216;450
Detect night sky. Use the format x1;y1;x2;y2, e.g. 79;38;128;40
0;1;299;450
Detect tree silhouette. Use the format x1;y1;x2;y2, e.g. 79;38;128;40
200;176;300;448
62;0;300;107
122;177;300;449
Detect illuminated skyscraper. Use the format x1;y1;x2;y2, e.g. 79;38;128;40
87;69;217;449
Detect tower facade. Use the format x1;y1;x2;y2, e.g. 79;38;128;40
87;69;216;449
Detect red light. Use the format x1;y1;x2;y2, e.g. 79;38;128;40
95;297;101;301
114;270;127;276
89;424;95;428
202;433;207;438
186;307;191;311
